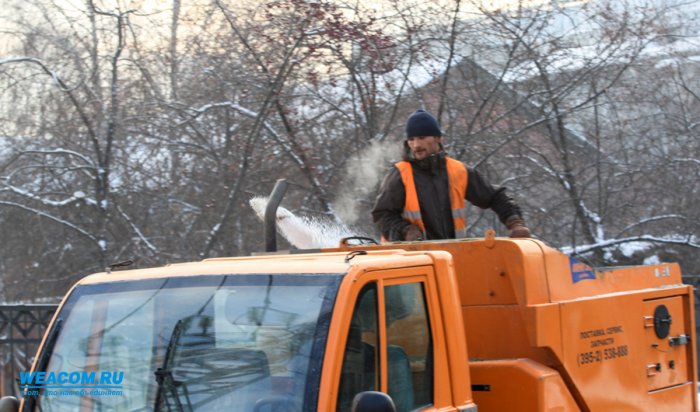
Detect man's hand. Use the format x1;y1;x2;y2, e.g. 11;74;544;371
403;224;424;241
505;216;531;238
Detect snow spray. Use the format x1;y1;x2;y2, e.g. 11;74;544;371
250;140;398;248
250;197;360;249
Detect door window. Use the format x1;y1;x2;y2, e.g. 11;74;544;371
385;283;433;411
336;283;378;411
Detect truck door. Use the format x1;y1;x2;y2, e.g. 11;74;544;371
334;270;439;412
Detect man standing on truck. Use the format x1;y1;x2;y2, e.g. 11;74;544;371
372;109;531;241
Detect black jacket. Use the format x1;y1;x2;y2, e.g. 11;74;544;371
371;152;523;241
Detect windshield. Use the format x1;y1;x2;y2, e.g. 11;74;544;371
28;274;341;412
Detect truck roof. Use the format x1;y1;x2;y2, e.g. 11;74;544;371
77;249;430;286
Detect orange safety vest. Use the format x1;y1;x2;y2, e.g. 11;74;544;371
395;157;468;238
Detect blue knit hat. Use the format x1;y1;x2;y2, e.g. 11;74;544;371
405;109;442;138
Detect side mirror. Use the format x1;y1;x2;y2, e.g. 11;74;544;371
351;391;396;412
0;396;19;412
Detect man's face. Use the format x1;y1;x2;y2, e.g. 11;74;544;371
407;136;442;160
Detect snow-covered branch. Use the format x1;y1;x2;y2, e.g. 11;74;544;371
1;149;100;207
616;215;688;237
564;235;700;255
0;57;79;91
21;149;96;168
2;185;96;208
181;101;308;168
671;158;700;166
0;200;99;244
115;203;158;255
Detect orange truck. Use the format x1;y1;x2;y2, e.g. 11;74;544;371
0;231;696;411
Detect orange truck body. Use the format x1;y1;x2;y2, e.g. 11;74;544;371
8;236;698;411
326;236;699;411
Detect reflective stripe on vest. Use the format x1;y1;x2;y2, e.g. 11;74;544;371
395;157;468;238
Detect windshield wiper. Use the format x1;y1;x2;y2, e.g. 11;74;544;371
154;319;192;412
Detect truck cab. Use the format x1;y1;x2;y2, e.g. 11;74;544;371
4;249;475;411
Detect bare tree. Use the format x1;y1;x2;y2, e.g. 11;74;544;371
0;0;698;302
